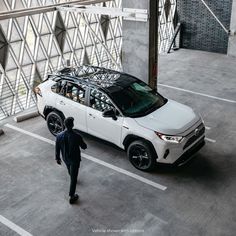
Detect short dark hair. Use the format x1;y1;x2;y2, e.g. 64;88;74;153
64;117;74;130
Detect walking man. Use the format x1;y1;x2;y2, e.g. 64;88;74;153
55;117;87;204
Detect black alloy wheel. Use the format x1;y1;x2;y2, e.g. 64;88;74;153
46;111;64;136
127;140;156;171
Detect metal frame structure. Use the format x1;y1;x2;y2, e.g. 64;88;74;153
158;0;177;53
0;0;123;120
58;5;148;22
0;0;177;120
0;0;107;20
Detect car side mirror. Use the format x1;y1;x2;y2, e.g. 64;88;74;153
102;109;117;121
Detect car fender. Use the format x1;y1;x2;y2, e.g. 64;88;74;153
43;106;65;121
122;134;158;158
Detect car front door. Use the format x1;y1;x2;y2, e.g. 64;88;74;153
56;81;88;132
86;88;123;146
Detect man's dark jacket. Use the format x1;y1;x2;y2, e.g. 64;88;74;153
55;129;87;165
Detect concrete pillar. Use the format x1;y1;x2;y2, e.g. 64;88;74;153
122;0;158;90
228;0;236;56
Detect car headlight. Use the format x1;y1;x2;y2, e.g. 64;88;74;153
155;132;184;143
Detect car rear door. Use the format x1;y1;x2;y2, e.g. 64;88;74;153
86;88;123;146
56;81;88;132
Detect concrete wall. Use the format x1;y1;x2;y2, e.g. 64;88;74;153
177;0;232;54
122;0;158;89
228;0;236;56
122;0;149;84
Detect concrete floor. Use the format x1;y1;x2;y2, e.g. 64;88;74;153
0;49;236;236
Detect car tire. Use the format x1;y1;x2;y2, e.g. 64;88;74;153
127;140;156;171
46;111;64;136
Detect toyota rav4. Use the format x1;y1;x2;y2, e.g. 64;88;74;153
35;65;205;171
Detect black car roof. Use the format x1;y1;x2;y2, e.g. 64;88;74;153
51;65;138;93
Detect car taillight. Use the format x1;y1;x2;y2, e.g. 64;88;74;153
34;87;42;96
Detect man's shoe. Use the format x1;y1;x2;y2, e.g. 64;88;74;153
69;194;79;204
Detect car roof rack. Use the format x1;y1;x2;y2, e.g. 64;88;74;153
54;65;122;88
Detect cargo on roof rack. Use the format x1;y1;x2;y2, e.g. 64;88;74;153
51;65;123;88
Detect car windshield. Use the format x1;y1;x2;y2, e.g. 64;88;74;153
109;80;167;117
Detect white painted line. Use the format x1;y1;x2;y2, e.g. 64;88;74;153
205;126;211;130
205;137;216;143
0;215;33;236
159;83;236;104
5;124;55;145
82;153;167;191
4;124;167;191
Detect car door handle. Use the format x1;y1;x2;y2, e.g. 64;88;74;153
89;113;95;118
59;101;65;105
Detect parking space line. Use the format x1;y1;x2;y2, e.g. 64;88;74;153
205;138;216;143
5;124;55;145
205;126;211;130
0;215;33;236
4;124;167;191
159;83;236;104
82;153;167;190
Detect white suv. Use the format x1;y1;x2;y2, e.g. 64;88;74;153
36;65;205;171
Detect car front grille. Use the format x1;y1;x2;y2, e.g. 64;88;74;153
183;123;205;150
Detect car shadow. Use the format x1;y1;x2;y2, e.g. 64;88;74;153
152;152;229;187
78;131;228;184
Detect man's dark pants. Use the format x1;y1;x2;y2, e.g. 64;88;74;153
65;162;80;197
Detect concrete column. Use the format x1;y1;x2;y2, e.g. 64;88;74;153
122;0;158;90
228;0;236;56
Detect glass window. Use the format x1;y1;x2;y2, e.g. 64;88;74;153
90;88;114;112
65;82;85;104
51;80;66;94
109;80;167;117
51;80;86;105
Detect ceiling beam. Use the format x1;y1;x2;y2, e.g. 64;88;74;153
58;5;148;22
0;0;108;20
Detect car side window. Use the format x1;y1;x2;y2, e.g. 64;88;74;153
51;80;66;94
90;88;114;112
65;82;86;104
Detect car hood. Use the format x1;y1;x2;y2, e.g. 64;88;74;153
134;100;200;135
